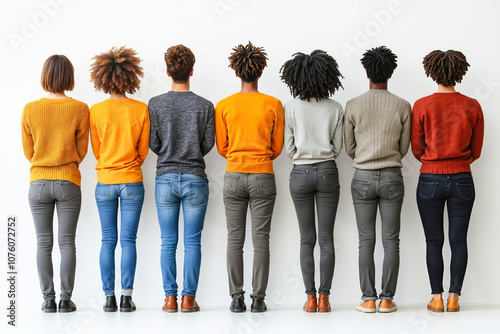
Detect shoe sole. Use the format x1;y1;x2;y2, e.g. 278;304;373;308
318;308;331;312
230;309;246;313
42;308;57;313
251;309;267;312
427;305;444;312
378;307;397;313
58;309;76;313
120;308;136;312
303;307;317;312
181;307;200;312
447;307;460;312
162;307;178;313
103;307;118;312
356;305;376;313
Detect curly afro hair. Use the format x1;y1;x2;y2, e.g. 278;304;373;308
228;41;268;83
423;50;469;87
280;50;343;101
165;44;195;83
90;46;143;94
360;46;397;84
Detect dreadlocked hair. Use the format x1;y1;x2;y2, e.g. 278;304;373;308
228;41;268;83
422;50;469;87
90;46;143;94
360;46;397;84
280;50;343;101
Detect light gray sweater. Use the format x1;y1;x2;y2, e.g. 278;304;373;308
344;89;411;170
284;98;344;164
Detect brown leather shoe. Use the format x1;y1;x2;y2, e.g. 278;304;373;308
447;298;460;312
162;295;177;313
378;299;397;313
181;295;200;312
303;294;317;312
318;294;331;312
356;300;376;313
427;298;444;312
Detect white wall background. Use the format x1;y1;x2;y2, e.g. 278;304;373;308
1;0;499;318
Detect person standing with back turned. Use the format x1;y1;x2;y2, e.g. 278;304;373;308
149;44;215;313
412;50;484;313
215;41;284;313
344;46;411;313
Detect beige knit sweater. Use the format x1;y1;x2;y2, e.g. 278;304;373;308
344;89;411;170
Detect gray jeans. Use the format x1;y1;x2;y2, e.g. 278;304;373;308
28;180;81;301
223;173;276;299
289;160;340;296
351;168;404;300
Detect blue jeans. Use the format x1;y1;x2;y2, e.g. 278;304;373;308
155;173;209;297
416;172;475;295
95;182;145;296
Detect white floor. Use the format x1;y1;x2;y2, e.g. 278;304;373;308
4;303;499;334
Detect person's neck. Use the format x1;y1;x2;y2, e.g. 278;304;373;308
46;92;67;99
110;92;128;99
171;80;190;92
437;84;456;93
369;80;388;90
240;80;259;93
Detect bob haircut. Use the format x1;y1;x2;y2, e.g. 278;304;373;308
41;55;75;93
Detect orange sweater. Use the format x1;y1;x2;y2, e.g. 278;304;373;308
21;98;89;186
90;99;150;184
215;93;284;174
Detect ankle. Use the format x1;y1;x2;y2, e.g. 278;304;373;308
448;293;459;300
432;294;443;301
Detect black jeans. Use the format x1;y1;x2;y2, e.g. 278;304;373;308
416;172;475;295
289;160;340;296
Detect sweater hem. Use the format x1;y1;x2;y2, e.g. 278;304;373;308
225;161;275;174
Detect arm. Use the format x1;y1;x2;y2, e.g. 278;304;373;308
148;102;162;155
89;110;101;161
270;100;284;160
399;102;412;158
201;103;216;156
332;105;344;159
470;103;484;162
215;102;228;158
343;102;356;160
137;106;151;165
75;105;90;165
283;107;296;160
410;102;425;161
21;107;34;162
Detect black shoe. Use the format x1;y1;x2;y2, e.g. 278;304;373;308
120;295;136;312
230;295;246;312
251;297;267;312
103;295;118;312
58;300;77;313
41;299;57;313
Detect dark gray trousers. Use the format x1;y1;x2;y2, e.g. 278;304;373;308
223;173;276;299
289;160;340;296
351;168;404;301
28;180;81;301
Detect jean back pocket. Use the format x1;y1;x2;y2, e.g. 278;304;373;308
224;174;239;194
418;181;438;200
188;182;209;206
28;182;44;202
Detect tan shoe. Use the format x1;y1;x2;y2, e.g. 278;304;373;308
447;298;460;312
378;299;397;313
318;294;331;313
303;294;317;312
427;298;444;312
162;295;178;313
181;295;200;312
356;300;376;313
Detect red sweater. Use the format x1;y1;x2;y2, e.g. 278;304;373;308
411;93;484;174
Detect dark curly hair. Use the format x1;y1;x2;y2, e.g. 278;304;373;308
90;46;143;94
280;50;343;101
165;45;195;83
228;41;268;83
423;50;469;87
360;46;397;84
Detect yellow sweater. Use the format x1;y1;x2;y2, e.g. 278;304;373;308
215;93;284;174
90;98;150;184
21;98;90;186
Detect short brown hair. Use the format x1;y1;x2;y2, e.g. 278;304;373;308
423;50;469;87
90;46;143;94
164;45;195;83
41;55;75;93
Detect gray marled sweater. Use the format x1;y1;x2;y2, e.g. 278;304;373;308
148;91;215;178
